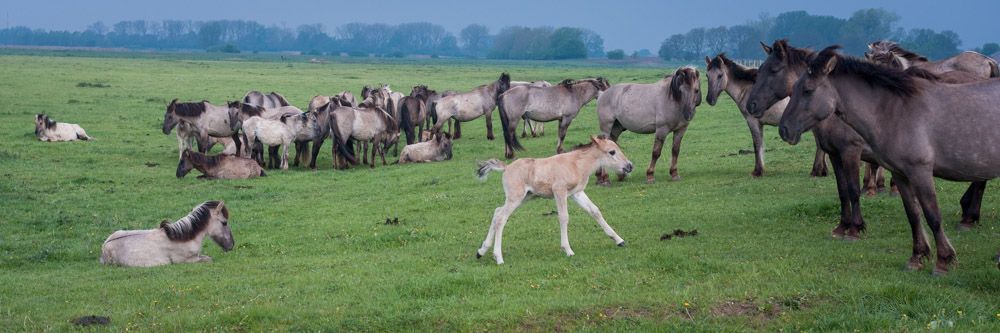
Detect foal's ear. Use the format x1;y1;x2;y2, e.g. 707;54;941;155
760;41;772;55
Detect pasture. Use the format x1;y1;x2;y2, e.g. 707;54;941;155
0;52;998;331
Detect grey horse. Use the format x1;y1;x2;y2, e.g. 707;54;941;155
865;40;999;79
497;78;610;159
594;67;701;184
430;73;511;140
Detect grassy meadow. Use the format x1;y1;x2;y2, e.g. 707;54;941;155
0;51;998;332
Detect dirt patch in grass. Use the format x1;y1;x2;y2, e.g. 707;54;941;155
72;315;110;326
76;82;111;88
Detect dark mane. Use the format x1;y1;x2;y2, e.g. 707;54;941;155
183;150;221;167
871;40;928;62
38;114;57;129
268;92;291;107
559;79;574;87
230;101;264;117
812;46;932;97
170;101;208;117
709;53;758;82
669;67;699;101
159;201;223;242
773;39;813;67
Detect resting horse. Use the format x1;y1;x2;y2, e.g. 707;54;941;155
475;135;634;264
498;77;609;158
176;149;265;179
100;201;234;267
34;113;92;142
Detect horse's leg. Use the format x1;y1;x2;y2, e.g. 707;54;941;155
485;111;495;141
668;126;688;181
571;191;625;246
646;131;667;184
828;152;853;239
537;122;544;136
361;141;369;166
555;117;572;154
505;116;522;159
554;190;574;257
906;169;955;274
231;134;242;159
863;163;877;196
811;137;828;177
842;152;866;240
453;120;462;139
746;117;765;178
521;119;529;138
478;191;526;265
281;143;289;170
892;173;932;271
958;181;986;230
268;145;280;169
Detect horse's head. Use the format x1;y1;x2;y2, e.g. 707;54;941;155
748;40;810;117
436;132;453;159
361;85;373;99
496;72;512;96
704;54;729;106
163;99;180;134
176;149;195;178
207;201;234;251
591;135;633;175
669;67;701;121
781;46;842;145
34;113;52;135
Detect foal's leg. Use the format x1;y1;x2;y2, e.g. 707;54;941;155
892;174;932;271
811;137;828;177
571;191;626;246
554;190;574;257
958;181;987;230
477;190;526;264
668;126;688;181
746;117;766;178
906;170;956;274
280;143;289;170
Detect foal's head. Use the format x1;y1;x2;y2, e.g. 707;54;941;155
587;136;633;175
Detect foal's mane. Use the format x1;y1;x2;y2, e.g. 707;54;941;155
160;201;226;242
811;46;937;97
170;100;208;116
709;53;757;82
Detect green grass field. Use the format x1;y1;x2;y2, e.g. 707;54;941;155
0;52;998;332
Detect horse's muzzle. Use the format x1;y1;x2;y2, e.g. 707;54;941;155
623;162;634;174
779;125;801;145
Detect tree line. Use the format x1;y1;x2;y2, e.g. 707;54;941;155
0;20;603;60
658;9;995;61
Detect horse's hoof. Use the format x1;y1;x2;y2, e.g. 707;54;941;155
931;267;949;276
597;181;612;187
904;261;923;271
842;234;860;242
671;175;681;181
865;190;877;197
487;136;495;141
476;252;482;259
957;222;975;231
646;178;655;184
750;170;763;178
617;241;626;247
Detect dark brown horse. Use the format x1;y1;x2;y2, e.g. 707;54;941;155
746;40;890;240
781;46;1000;274
396;85;432;145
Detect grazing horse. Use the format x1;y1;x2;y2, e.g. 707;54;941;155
780;46;1000;274
431;73;511;140
243;91;290;109
176;149;266;179
100;201;234;267
705;53;828;178
327;90;400;169
163;99;242;158
865;40;999;79
475;135;634;264
242;111;317;170
510;80;553;138
34;114;92;141
397;85;432;145
498;77;610;158
398;132;452;164
594;67;701;184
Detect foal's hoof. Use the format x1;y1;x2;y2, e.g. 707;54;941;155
617;241;626;247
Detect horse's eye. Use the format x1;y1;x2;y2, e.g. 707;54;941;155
609;150;616;156
717;74;722;79
222;221;228;226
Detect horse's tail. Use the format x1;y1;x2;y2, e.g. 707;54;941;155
989;59;999;78
399;99;415;144
497;94;524;153
259;169;267;177
476;159;506;181
328;111;358;165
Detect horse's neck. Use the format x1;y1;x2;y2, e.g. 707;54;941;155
571;148;604;177
723;77;754;111
830;76;897;144
188;157;213;174
571;84;599;106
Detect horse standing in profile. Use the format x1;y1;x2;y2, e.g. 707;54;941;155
510;80;553;138
498;77;609;158
100;201;234;267
176;149;265;179
34;113;92;141
163;99;242;158
431;73;511;140
475;135;633;264
327;89;400;169
595;67;701;184
780;46;1000;274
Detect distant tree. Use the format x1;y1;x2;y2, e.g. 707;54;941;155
580;29;605;58
460;24;491;57
86;21;108;35
840;8;899;55
607;49;625;60
548;27;587;59
636;49;652;57
901;28;961;60
978;42;999;56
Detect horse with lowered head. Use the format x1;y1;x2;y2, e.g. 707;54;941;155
177;149;265;179
34;113;92;141
595;67;701;184
498;77;610;158
100;201;234;267
163;99;242;157
865;40;999;79
431;72;511;140
475;135;633;264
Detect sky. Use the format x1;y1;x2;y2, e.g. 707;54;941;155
3;0;997;51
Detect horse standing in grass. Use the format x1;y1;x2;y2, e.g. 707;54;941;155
34;114;92;142
242;111;317;170
397;85;433;145
780;46;1000;274
475;135;633;264
327;89;400;169
243;91;290;109
100;201;234;267
176;149;265;179
510;80;553;138
595;67;701;184
163;99;242;157
431;73;511;140
498;77;610;158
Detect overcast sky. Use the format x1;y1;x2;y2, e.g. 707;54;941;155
3;0;997;51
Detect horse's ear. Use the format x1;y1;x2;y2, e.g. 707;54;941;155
820;53;838;75
760;41;772;55
704;56;711;66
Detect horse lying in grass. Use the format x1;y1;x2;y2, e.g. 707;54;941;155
176;149;265;179
398;132;452;164
34;114;92;141
100;201;234;267
475;135;634;264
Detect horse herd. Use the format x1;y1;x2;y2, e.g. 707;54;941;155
31;39;1000;272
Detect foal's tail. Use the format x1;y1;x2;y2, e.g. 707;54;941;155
476;159;506;181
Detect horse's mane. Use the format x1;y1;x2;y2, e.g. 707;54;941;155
38;114;57;129
183;150;220;167
230;101;264;117
811;46;935;97
772;39;813;67
170;100;208;117
160;201;225;242
870;40;928;62
669;67;699;101
709;53;757;82
268;92;291;107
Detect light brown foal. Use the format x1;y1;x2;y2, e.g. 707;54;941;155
475;135;634;264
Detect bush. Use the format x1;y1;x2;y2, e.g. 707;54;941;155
207;44;240;53
607;49;625;60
